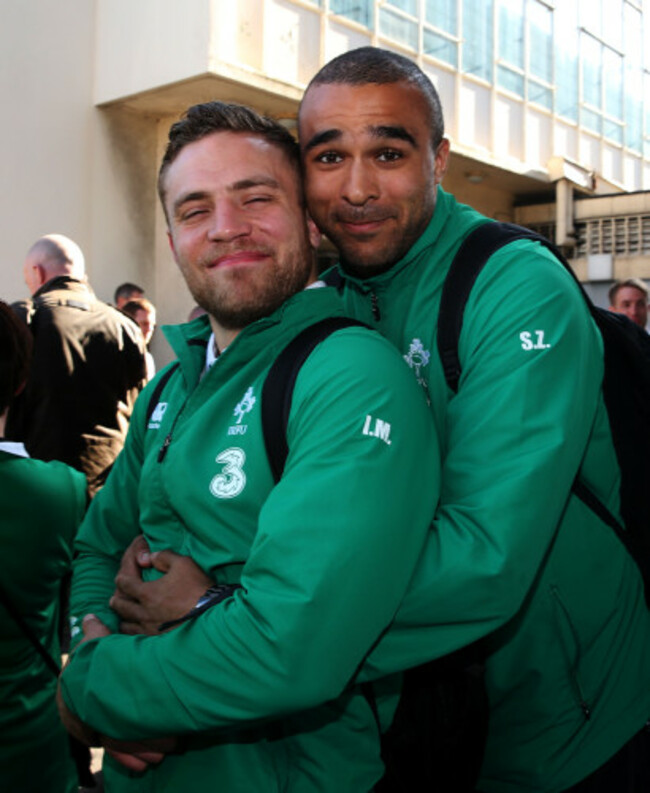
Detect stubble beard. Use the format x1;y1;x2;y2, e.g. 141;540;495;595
321;189;436;279
183;244;313;331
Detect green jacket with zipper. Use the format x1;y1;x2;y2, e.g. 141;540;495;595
337;187;650;793
60;286;440;793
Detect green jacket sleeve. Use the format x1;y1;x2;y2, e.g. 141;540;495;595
60;329;440;739
359;241;606;677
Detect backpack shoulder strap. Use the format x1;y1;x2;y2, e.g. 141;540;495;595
146;362;180;425
0;582;60;676
262;317;368;483
437;221;572;392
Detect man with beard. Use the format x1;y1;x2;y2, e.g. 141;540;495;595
295;47;650;792
57;101;440;792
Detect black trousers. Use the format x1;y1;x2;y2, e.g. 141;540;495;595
564;722;650;792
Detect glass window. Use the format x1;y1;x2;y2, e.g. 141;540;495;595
581;33;601;109
644;72;650;158
605;0;623;51
623;3;643;152
330;0;372;28
581;106;601;135
498;65;524;96
529;80;552;110
386;0;417;14
463;0;493;81
556;47;578;121
498;0;524;71
580;0;601;36
603;47;623;120
423;28;458;67
426;0;457;34
624;3;642;67
379;6;418;48
555;1;578;121
645;3;650;72
603;119;623;145
528;1;552;83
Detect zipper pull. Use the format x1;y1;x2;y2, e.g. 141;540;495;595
158;433;172;462
371;292;381;321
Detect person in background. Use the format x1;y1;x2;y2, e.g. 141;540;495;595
7;234;147;496
608;278;648;329
0;300;87;793
114;282;144;310
122;297;157;380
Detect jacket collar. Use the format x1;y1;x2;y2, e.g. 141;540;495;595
33;275;93;300
162;286;344;386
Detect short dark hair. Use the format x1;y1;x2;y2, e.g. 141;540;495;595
0;301;33;415
609;278;649;304
302;47;445;149
114;282;144;305
122;297;155;319
158;102;302;213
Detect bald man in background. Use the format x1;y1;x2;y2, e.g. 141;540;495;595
7;234;146;496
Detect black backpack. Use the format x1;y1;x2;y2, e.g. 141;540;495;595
437;221;650;607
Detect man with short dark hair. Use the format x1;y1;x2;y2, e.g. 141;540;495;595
57;101;440;792
7;234;147;496
296;46;650;792
609;278;648;329
114;281;145;309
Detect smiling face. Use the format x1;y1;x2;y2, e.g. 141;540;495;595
162;131;320;347
299;81;450;278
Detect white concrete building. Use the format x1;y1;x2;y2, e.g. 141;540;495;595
1;0;649;361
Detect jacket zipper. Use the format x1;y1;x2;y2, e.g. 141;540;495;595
550;585;591;720
370;291;381;321
158;395;191;462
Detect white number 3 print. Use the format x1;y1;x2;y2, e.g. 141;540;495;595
209;448;247;499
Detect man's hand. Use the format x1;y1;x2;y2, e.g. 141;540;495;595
111;536;213;635
103;736;177;773
80;613;111;643
59;612;178;772
57;614;110;746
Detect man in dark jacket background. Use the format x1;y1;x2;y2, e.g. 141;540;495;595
7;233;146;496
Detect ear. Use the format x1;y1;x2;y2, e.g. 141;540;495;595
34;264;47;290
306;214;322;250
433;138;451;185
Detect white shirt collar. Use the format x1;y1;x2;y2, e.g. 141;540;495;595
205;332;218;370
0;440;29;457
202;281;327;372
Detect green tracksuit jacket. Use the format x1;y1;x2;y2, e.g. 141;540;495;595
60;286;440;792
0;444;86;793
336;188;650;792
